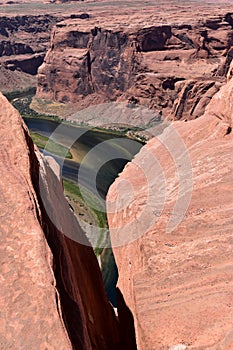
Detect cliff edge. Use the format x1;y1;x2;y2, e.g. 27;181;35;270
0;93;122;349
107;62;233;349
36;9;233;120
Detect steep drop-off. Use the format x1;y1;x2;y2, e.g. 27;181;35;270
0;14;63;91
36;10;233;120
107;62;233;349
0;93;136;349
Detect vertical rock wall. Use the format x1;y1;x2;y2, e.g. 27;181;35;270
0;93;127;349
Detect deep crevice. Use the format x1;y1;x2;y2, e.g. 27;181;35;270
24;128;88;348
23;126;138;350
226;126;232;135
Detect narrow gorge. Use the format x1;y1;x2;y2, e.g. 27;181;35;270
0;92;138;349
1;1;233;349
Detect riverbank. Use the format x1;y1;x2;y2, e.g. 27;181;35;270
31;95;159;142
7;90;144;307
6;91;144;227
7;90;149;142
31;132;73;159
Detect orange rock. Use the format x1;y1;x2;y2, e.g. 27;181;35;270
36;7;233;120
107;63;233;349
0;92;121;349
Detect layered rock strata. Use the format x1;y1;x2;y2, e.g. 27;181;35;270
0;15;63;91
36;10;233;120
107;63;233;349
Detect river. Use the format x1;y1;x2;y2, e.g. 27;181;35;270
24;117;143;306
24;117;143;198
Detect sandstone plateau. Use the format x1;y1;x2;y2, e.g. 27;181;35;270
0;93;139;349
36;5;233;121
107;61;233;349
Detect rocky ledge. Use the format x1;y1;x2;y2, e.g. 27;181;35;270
107;61;233;349
36;8;233;120
0;14;63;91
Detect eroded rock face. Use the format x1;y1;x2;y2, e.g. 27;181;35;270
0;15;60;53
107;64;233;349
37;22;138;104
0;15;62;89
36;9;233;120
0;93;71;349
0;93;123;349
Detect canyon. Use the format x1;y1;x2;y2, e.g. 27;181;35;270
36;6;233;121
0;92;139;349
0;8;92;92
1;1;233;349
1;1;232;122
0;13;61;91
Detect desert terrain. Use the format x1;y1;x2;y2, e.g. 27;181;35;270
0;1;233;349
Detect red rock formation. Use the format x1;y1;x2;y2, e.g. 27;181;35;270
0;14;63;90
2;53;45;75
107;63;233;349
0;92;125;349
0;15;60;54
0;93;71;349
36;21;138;104
36;8;233;120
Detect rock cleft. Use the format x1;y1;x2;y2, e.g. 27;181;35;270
0;92;137;349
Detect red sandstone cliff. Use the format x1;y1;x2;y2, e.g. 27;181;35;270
36;8;233;120
0;14;64;92
0;93;127;349
107;62;233;349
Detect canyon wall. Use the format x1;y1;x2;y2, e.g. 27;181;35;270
36;11;233;119
0;93;130;349
36;20;138;105
0;14;63;91
107;62;233;349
